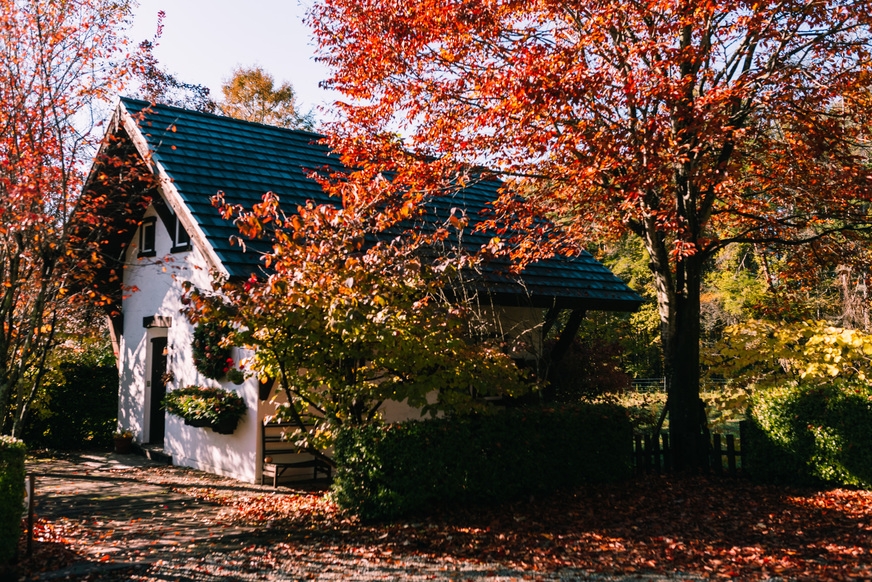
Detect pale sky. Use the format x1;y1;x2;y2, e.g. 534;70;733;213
130;0;337;121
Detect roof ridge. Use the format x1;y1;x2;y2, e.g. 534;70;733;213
118;96;326;140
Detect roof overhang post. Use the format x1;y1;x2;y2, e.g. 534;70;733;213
549;308;586;364
541;305;562;345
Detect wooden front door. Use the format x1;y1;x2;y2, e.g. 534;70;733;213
148;336;168;444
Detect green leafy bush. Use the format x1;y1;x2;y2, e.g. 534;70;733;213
20;343;117;450
333;403;633;521
162;385;246;425
745;381;872;488
0;436;25;564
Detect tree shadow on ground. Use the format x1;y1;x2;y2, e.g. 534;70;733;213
248;475;871;580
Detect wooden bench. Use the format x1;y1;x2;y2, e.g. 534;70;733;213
261;420;332;487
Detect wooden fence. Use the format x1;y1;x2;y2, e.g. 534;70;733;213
633;421;747;477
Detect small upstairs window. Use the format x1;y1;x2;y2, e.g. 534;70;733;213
171;215;191;253
138;217;157;258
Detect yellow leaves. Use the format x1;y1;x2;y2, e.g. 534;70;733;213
236;215;264;239
269;278;288;296
712;319;872;387
439;48;458;63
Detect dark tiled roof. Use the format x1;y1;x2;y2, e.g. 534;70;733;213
119;97;642;311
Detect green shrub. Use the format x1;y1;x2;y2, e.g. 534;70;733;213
20;346;117;450
745;381;872;488
0;436;25;564
332;403;633;521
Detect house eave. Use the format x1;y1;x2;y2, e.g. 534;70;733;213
465;290;643;312
117;104;229;278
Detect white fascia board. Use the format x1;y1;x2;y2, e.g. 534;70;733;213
118;105;230;278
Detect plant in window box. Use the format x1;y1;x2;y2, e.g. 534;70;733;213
162;386;246;434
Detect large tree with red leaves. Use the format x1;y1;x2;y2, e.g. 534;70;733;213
310;0;872;468
0;0;137;435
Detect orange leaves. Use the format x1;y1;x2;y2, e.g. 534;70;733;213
184;180;527;436
252;192;281;223
148;474;872;581
0;0;137;427
291;214;304;232
447;207;467;230
397;199;416;220
311;1;872;465
314;0;872;261
669;239;699;260
235;215;264;240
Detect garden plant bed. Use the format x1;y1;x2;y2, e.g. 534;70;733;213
16;452;872;581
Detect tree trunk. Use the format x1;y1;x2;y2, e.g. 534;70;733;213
0;381;10;434
660;254;709;470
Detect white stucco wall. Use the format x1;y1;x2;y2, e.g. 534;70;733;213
119;205;260;483
488;305;545;359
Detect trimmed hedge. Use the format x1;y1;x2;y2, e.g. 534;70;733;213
333;403;633;521
745;382;872;488
0;436;25;564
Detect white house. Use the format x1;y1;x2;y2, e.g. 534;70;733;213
80;98;642;484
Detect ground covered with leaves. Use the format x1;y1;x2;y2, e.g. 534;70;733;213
15;462;872;581
180;476;871;580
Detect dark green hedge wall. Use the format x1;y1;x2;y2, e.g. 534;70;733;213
745;382;872;488
0;436;25;564
333;403;633;521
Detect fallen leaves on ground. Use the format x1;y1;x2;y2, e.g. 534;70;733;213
15;464;872;581
14;518;84;575
180;475;872;580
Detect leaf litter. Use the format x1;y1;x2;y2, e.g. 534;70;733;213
15;464;872;581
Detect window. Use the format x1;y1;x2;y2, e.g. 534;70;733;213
171;215;191;253
138;217;156;258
